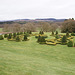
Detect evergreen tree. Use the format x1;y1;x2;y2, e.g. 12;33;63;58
66;32;69;37
39;31;44;35
7;33;12;40
13;33;16;38
17;32;20;35
71;32;75;36
16;36;20;42
20;32;23;35
37;35;46;43
23;35;27;41
52;31;54;35
67;40;73;47
55;35;59;39
56;31;58;35
61;35;67;44
0;35;4;40
4;34;8;38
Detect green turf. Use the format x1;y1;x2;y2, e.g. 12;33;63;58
0;32;75;75
0;28;2;32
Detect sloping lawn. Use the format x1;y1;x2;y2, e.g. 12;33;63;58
0;32;75;75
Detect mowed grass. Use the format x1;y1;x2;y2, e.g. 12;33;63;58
0;32;75;75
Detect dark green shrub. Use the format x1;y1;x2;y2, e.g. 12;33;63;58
67;40;73;47
52;31;54;35
7;34;12;40
9;33;12;36
39;31;44;35
27;31;32;34
66;32;69;37
23;35;27;41
56;31;58;35
55;35;59;39
37;35;46;43
16;36;20;42
71;32;75;36
0;35;4;40
13;33;16;38
61;35;67;45
20;32;23;35
4;34;8;38
17;32;20;35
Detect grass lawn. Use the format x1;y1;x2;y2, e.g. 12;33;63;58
0;28;2;32
0;32;75;75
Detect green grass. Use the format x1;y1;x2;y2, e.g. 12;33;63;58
0;28;2;32
0;32;75;75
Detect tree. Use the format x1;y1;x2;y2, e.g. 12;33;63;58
39;31;44;35
52;31;54;35
67;40;73;47
61;35;67;44
0;35;4;40
56;31;58;35
66;32;69;37
37;35;46;43
4;34;8;38
55;35;59;39
7;33;12;40
61;19;75;33
39;22;51;32
13;33;16;38
23;35;27;41
16;36;20;42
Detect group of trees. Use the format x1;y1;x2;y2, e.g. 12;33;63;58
3;21;58;33
61;18;75;33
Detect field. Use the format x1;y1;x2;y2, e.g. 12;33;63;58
0;32;75;75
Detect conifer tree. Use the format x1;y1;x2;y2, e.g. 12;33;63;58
66;32;69;37
23;35;27;41
0;35;4;40
61;35;67;44
16;36;20;42
67;40;73;47
56;31;58;35
52;31;54;35
13;33;16;38
4;34;8;38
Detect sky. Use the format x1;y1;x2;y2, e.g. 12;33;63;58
0;0;75;21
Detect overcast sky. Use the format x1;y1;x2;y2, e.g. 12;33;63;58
0;0;75;20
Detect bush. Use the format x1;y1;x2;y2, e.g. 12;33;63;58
20;32;23;35
7;33;12;40
13;33;16;38
17;32;20;35
0;35;4;40
37;35;46;43
56;31;58;35
67;40;73;47
55;35;59;39
66;32;69;37
23;35;28;41
61;35;67;45
4;34;8;38
27;31;32;34
39;31;44;35
71;32;75;36
16;36;20;42
51;31;54;35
